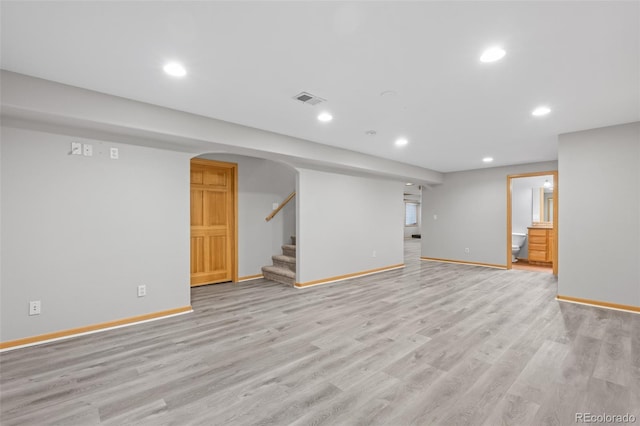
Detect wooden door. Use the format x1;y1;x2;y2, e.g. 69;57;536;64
190;159;237;286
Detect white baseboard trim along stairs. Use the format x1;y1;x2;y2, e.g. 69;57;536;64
261;236;296;286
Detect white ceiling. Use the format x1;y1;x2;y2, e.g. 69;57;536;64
1;1;638;172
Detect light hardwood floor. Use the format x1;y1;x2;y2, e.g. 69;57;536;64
1;241;638;425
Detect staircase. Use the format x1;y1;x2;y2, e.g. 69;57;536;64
262;236;296;286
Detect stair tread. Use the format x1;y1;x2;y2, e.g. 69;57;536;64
272;255;296;263
282;244;296;250
261;266;295;278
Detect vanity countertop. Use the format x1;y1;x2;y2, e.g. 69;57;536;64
529;223;553;229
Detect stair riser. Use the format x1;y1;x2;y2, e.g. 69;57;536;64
262;244;296;286
263;271;295;286
273;258;296;272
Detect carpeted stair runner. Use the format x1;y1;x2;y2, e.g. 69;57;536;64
262;237;296;286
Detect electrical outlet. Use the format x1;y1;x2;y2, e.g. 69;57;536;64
372;250;377;257
110;147;119;159
464;248;470;253
137;285;146;297
83;144;93;157
29;301;41;316
71;142;82;155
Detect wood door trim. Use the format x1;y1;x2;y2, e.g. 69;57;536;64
233;160;238;283
191;158;237;169
507;170;558;276
190;158;238;285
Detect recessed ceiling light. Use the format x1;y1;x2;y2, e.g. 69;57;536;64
380;90;397;97
395;138;408;147
317;112;333;122
482;157;494;163
405;182;414;186
163;62;187;77
532;106;551;117
480;47;506;63
365;130;377;136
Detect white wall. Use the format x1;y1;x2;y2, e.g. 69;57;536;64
198;154;296;278
1;126;191;342
421;161;558;266
296;169;404;284
512;178;533;234
558;122;639;306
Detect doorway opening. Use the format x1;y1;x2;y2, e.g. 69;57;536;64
404;183;422;261
404;183;422;240
507;171;558;275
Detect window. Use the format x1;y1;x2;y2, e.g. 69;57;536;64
405;202;419;226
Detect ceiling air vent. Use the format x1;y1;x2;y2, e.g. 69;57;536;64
293;91;326;106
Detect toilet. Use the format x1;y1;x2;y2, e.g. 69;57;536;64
512;233;527;262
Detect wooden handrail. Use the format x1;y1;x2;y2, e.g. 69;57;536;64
265;191;296;222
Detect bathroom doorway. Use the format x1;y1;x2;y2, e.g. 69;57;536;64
507;171;558;275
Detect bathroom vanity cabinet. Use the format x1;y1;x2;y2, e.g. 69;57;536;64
527;227;554;266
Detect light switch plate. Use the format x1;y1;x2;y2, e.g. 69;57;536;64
83;144;93;157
